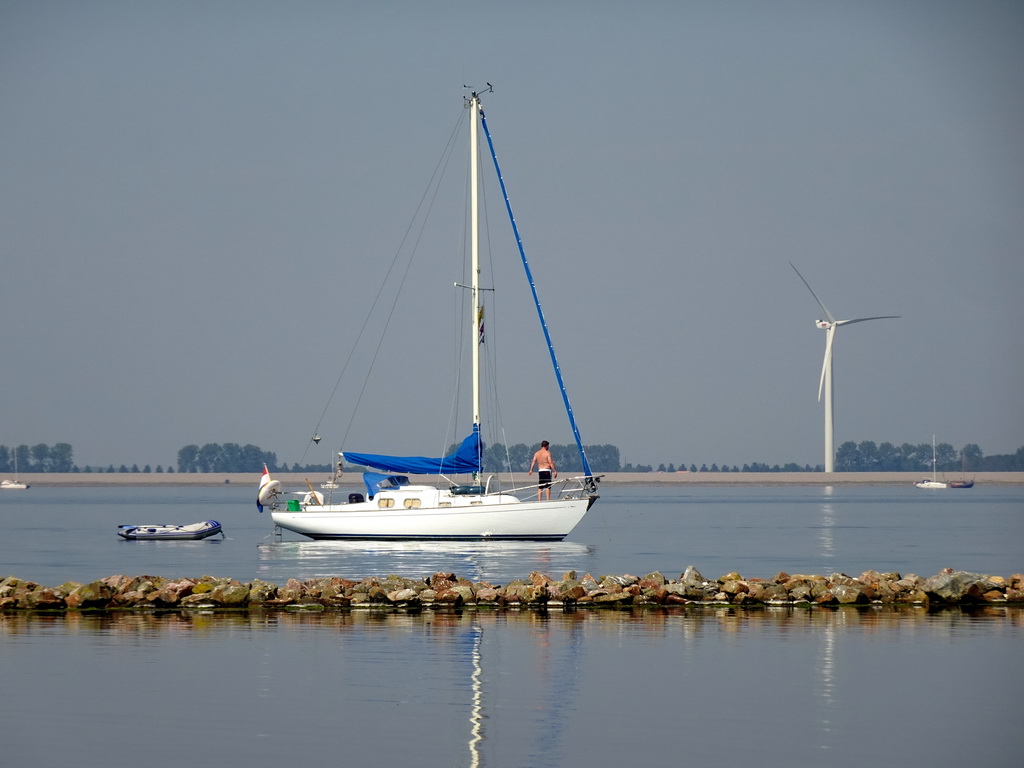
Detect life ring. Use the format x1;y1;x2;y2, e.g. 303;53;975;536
257;479;282;507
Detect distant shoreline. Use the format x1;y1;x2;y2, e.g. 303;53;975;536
9;471;1024;487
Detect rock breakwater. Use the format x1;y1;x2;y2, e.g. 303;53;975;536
2;567;1022;612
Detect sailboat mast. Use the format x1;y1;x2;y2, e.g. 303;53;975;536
470;93;482;431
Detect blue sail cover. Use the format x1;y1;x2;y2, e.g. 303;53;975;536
361;472;411;499
342;431;482;475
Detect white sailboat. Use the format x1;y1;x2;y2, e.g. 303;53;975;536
1;450;29;490
914;435;947;489
320;459;344;490
260;88;599;540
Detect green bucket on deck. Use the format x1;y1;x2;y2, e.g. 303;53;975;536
287;499;300;511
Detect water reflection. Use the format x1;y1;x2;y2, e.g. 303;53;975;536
3;606;1020;768
255;539;596;583
3;603;1018;638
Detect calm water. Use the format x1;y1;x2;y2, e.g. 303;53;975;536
2;484;1022;768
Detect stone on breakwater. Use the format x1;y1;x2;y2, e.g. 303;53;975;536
71;579;117;609
1;570;1023;612
921;569;1004;604
210;581;251;606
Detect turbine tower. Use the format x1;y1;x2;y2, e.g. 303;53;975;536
790;264;900;473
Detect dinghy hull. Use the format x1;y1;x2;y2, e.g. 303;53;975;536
118;520;223;541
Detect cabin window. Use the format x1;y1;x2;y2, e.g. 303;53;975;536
378;497;394;508
470;500;482;505
403;498;421;509
439;502;452;507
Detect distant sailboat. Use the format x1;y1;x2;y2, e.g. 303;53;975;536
948;451;974;489
914;436;947;489
1;451;29;490
321;460;344;490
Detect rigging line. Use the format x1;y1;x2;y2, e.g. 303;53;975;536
340;127;462;451
479;193;515;478
300;108;466;464
480;343;516;481
478;106;594;479
480;148;503;407
442;263;470;480
475;159;519;483
500;425;514;476
437;144;475;476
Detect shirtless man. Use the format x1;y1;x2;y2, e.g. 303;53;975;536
527;440;557;500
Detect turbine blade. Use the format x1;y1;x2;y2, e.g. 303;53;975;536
834;315;901;326
818;326;835;402
790;263;836;324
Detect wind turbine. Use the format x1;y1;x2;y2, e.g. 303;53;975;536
790;263;900;473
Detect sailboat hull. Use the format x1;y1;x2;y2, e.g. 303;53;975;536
271;494;591;541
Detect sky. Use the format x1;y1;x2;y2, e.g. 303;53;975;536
1;0;1022;471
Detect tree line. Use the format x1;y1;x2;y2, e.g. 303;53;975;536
2;440;1022;474
833;441;1024;473
623;442;1024;474
0;443;75;473
176;443;278;473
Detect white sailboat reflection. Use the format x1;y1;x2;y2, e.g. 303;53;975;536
464;613;584;768
468;622;484;767
256;539;594;584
